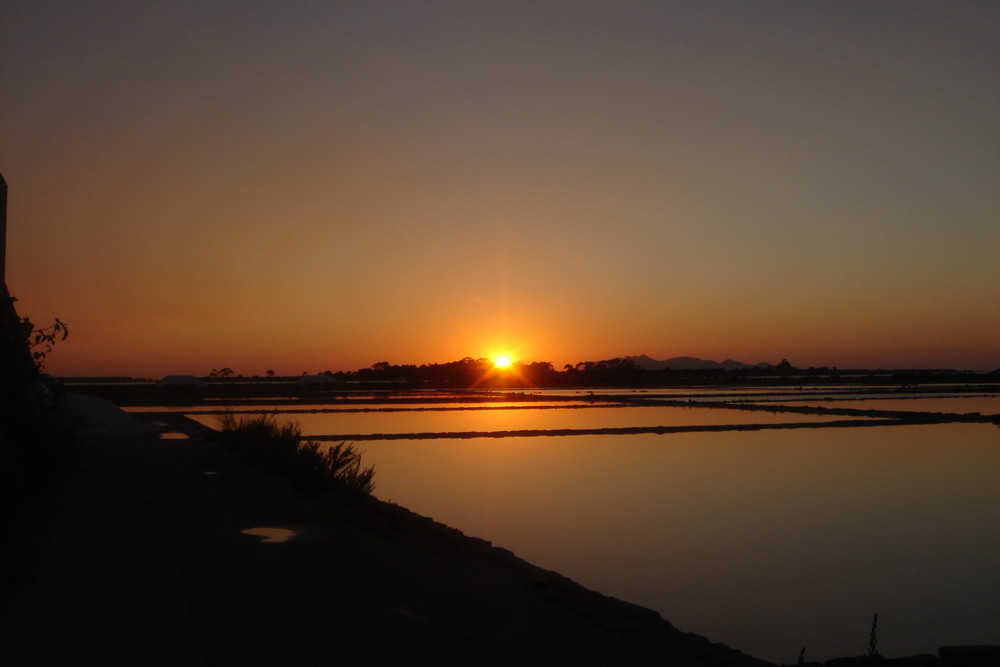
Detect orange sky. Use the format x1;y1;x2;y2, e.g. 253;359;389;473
2;2;998;377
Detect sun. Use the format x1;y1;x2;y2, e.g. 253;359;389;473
492;355;513;369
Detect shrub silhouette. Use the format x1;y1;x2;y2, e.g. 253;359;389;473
217;413;374;498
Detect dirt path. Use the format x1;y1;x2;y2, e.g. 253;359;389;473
1;417;771;666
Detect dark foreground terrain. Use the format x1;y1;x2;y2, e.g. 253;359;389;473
1;412;772;666
3;407;996;666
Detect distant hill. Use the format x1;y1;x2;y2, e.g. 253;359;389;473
629;355;774;371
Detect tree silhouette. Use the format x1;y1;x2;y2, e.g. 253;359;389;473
20;315;69;371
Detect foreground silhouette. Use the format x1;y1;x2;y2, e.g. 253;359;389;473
0;411;773;666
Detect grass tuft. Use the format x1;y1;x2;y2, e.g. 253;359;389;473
216;413;374;499
867;612;880;657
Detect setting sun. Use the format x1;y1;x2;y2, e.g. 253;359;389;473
492;355;513;369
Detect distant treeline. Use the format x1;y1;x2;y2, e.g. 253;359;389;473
298;357;997;388
61;357;998;392
61;356;999;407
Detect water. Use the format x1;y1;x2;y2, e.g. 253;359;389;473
357;423;1000;663
169;392;1000;662
188;404;869;438
752;396;1000;415
241;526;298;543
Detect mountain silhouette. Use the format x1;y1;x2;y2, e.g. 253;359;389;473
629;355;774;371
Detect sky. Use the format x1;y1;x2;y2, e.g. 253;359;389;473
2;1;998;377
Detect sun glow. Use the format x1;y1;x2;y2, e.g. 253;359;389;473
492;355;513;369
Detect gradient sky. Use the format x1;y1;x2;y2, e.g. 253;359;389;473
2;1;998;377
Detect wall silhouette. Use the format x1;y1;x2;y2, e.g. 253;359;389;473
1;172;7;284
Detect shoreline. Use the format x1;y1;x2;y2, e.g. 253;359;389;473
3;404;996;665
0;409;773;666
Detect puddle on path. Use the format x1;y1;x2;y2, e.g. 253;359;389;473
159;431;191;440
241;527;298;543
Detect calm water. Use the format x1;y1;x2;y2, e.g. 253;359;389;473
191;405;866;437
757;396;1000;415
175;393;1000;662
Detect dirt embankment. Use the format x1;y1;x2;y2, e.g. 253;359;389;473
1;410;771;666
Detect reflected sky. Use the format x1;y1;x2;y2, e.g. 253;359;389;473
166;392;1000;660
241;527;297;543
758;396;1000;415
187;405;870;437
359;423;1000;662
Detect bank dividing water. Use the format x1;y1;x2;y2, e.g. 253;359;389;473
187;404;876;440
